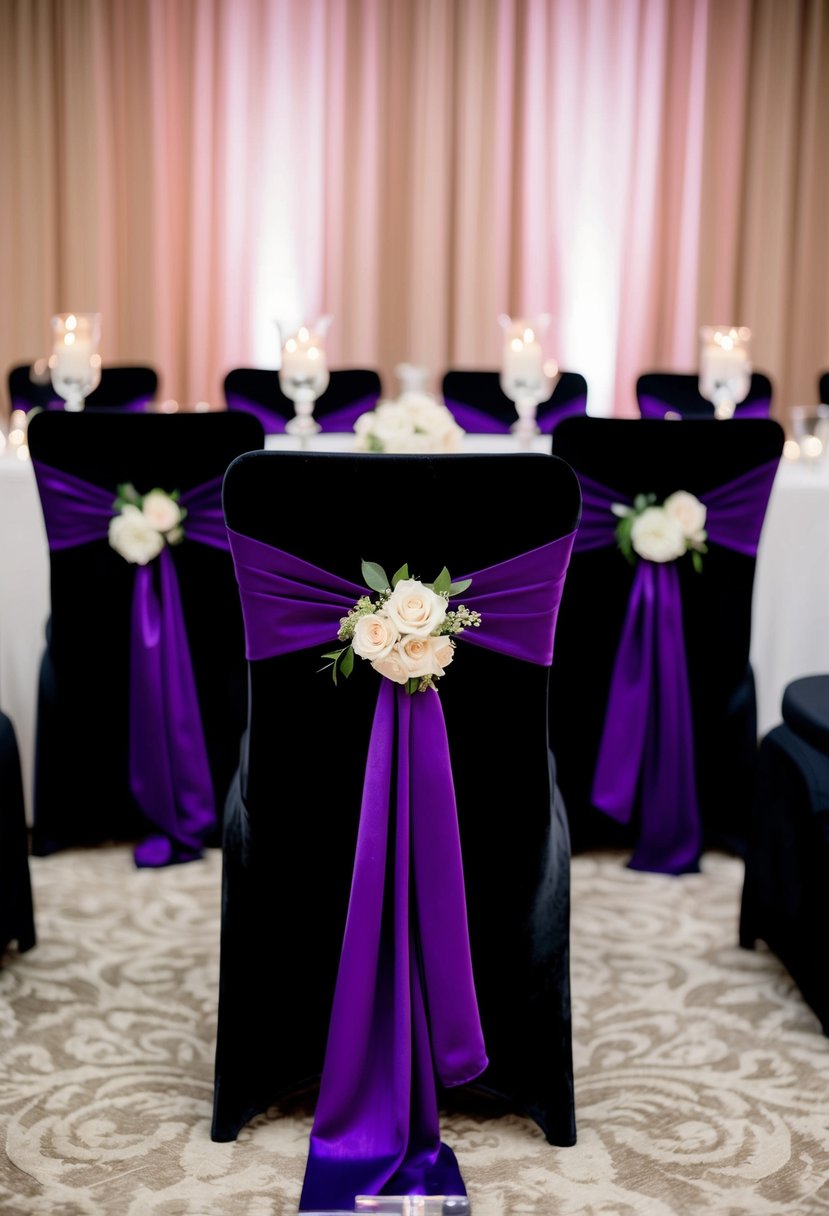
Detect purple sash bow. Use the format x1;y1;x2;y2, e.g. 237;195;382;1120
444;395;587;435
225;392;380;434
574;460;779;873
226;528;577;1210
638;393;771;421
33;463;229;865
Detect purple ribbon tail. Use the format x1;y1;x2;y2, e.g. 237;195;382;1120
129;549;216;865
591;562;702;874
299;683;486;1211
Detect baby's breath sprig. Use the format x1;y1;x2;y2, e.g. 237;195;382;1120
441;606;482;635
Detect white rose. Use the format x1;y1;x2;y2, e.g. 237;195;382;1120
371;649;411;685
663;491;707;542
384;579;447;637
630;506;686;563
109;505;165;565
142;490;182;534
352;613;398;660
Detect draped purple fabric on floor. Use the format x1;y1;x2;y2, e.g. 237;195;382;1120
443;395;587;435
225;392;380;434
32;462;229;866
637;393;771;420
574;460;780;873
226;528;577;1211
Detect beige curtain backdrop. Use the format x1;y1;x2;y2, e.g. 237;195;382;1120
1;0;827;421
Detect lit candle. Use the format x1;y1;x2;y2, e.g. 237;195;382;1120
501;324;545;396
279;325;330;403
699;326;751;417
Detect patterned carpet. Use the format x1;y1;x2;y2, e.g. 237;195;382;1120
1;847;828;1215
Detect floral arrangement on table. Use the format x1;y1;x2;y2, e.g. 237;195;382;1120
353;391;465;454
322;561;481;694
612;490;707;571
108;484;186;565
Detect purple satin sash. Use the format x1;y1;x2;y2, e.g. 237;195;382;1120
32;462;229;865
225;392;380;434
574;460;779;873
444;395;587;435
226;527;577;1210
638;393;771;421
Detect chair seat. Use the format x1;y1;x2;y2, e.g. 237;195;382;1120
782;676;829;755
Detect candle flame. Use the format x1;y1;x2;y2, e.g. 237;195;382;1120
510;337;523;352
285;338;297;353
64;332;76;346
65;315;77;331
522;328;535;343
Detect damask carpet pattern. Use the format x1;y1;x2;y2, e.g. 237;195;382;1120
1;848;827;1215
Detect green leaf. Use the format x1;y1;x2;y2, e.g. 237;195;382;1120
448;578;472;596
362;560;389;593
391;564;409;587
340;646;355;678
406;677;420;695
691;550;703;574
321;649;346;661
432;567;451;597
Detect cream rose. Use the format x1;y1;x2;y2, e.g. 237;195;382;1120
384;579;447;637
109;505;166;565
352;613;397;661
663;491;707;543
396;635;443;679
630;506;686;563
142;490;183;534
370;649;411;685
430;635;455;673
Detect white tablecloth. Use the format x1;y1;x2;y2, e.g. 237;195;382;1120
2;441;826;820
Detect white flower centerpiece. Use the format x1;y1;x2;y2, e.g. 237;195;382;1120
353;390;465;454
108;484;186;565
323;561;481;695
612;490;707;571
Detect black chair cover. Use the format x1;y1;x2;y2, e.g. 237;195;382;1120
550;416;784;859
0;711;35;956
27;411;264;856
8;363;159;413
740;676;829;1034
441;369;588;430
223;367;382;430
636;370;773;419
212;451;582;1149
819;372;829;406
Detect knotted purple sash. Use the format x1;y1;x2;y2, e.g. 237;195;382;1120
638;394;771;421
444;394;587;435
574;460;779;873
33;463;230;866
226;392;380;434
227;528;577;1210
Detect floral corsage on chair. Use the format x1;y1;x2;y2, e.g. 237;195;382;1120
323;562;481;694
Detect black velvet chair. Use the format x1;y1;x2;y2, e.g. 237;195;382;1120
27;410;264;857
0;711;36;957
819;372;829;405
550;417;784;869
441;369;588;433
636;370;773;419
212;450;582;1151
8;362;159;414
223;367;382;433
740;675;829;1034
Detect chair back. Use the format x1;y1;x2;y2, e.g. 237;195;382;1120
442;368;587;433
550;416;784;866
213;450;582;1154
8;363;158;413
636;370;773;419
223;367;382;432
0;710;35;955
819;372;829;405
27;410;264;856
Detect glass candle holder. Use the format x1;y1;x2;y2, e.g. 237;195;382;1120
278;320;331;437
698;325;751;420
498;314;555;445
49;312;102;411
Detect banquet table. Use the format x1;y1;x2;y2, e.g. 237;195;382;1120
1;436;826;821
